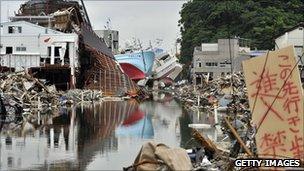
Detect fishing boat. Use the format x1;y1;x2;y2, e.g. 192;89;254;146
114;50;155;81
152;48;183;85
167;62;183;81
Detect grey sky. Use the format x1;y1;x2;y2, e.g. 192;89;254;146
0;0;186;52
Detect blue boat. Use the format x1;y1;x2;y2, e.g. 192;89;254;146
114;50;155;80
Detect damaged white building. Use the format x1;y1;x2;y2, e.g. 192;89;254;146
0;20;79;89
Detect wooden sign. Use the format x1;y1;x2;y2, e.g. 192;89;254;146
243;46;304;160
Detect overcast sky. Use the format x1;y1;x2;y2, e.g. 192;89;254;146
0;0;186;53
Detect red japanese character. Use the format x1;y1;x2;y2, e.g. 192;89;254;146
290;135;304;159
288;116;301;133
278;64;292;79
250;69;279;98
288;116;301;127
260;131;287;157
281;81;299;97
283;95;300;114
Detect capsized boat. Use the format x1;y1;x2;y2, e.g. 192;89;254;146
152;48;183;84
167;62;183;81
114;50;155;81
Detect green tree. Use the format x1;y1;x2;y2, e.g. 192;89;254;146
179;0;304;78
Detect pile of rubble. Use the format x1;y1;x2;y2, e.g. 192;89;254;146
0;72;105;125
62;89;103;104
174;73;259;170
0;72;60;118
174;73;247;110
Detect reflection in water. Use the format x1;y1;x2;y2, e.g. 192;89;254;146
116;114;154;139
76;100;139;169
0;95;191;170
179;108;195;148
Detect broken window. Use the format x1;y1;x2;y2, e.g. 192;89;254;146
16;47;26;51
205;62;218;67
54;47;61;57
18;27;22;33
6;47;13;54
8;26;22;34
48;47;52;57
8;26;13;33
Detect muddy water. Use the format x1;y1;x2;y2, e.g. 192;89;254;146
0;93;193;170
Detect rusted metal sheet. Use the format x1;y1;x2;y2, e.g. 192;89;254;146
83;46;139;96
79;22;140;96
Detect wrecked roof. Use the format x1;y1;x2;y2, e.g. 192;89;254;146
275;22;304;38
81;24;114;58
17;0;80;16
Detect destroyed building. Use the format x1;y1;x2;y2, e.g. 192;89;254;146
95;29;119;55
0;0;140;96
0;21;79;90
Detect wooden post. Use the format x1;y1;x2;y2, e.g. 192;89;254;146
197;94;200;107
224;117;253;156
38;96;41;110
99;69;101;90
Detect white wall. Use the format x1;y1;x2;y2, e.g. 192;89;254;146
275;27;304;49
275;27;304;65
0;21;78;56
201;43;218;51
1;33;78;56
1;21;59;36
0;55;40;72
0;21;79;72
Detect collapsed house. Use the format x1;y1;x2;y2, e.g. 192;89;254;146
0;0;140;96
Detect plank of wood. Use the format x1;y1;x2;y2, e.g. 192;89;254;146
224;117;253;156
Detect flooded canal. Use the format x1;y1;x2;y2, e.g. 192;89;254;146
0;93;193;170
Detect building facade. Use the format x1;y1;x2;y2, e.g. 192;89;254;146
191;38;250;81
95;30;119;54
0;21;79;88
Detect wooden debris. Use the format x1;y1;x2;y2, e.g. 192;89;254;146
192;128;219;154
24;72;50;94
223;117;253;156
